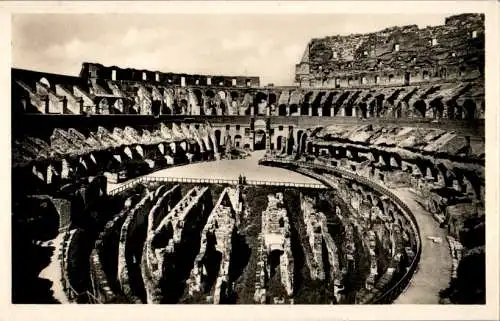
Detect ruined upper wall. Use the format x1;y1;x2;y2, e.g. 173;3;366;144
296;14;484;88
80;62;261;88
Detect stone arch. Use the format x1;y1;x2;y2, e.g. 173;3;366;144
254;91;268;115
311;92;326;116
254;129;266;150
333;92;350;115
193;89;204;105
205;89;215;99
180;140;188;151
180;99;188;114
39;77;51;88
98;98;109;114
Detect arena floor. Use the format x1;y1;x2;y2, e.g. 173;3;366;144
107;151;321;192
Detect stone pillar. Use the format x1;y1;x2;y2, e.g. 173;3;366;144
308;106;312;116
265;130;271;152
62;97;68;114
340;106;345;117
44;97;50;114
286;106;290;116
352;107;357;117
318;107;323;117
250;106;255;116
297;106;301;115
330;107;335;117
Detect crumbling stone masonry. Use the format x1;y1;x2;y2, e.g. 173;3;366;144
254;193;294;302
147;186;213;302
141;184;182;304
187;187;239;303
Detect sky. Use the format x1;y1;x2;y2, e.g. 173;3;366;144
12;14;452;85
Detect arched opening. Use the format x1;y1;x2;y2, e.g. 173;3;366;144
404;71;411;86
388;74;394;83
430;98;444;119
255;92;267;116
230;91;239;101
333;92;350;115
302;92;314;115
114;98;124;114
254;130;266;150
368;99;376;118
359;102;367;118
234;135;242;148
193;89;204;109
39;77;50;88
311;92;325;116
276;136;284;151
205;90;215;99
414;100;427;118
268;93;277;107
269;249;283;278
214;130;222;147
344;104;353;117
278;104;287;116
180;99;188;114
423;70;430;80
98;98;109;114
463;99;477;120
446;100;458;120
289;104;298;116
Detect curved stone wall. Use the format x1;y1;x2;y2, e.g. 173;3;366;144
296;14;484;88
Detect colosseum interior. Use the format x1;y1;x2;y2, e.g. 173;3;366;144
11;13;485;305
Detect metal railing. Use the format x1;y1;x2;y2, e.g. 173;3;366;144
259;156;422;304
108;175;327;195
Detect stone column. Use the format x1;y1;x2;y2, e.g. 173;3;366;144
286;106;290;116
318;107;323;117
44;97;50;114
308;106;312;116
340;106;345;117
352;107;357;117
265;130;271;152
330;107;335;117
297;106;301;115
